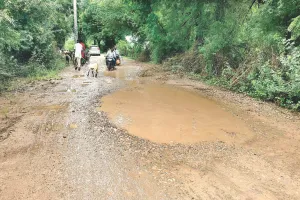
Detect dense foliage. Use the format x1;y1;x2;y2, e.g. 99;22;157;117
0;0;72;90
80;0;137;51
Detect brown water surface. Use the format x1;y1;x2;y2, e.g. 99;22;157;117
103;66;140;80
100;84;253;144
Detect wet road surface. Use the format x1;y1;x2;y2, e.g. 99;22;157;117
1;56;300;199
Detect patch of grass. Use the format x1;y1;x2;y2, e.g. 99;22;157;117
27;58;66;80
28;68;62;81
0;58;66;93
0;107;9;119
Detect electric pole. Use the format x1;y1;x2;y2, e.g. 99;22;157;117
73;0;78;42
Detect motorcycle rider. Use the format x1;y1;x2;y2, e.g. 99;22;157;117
114;47;120;57
114;47;121;65
106;47;116;67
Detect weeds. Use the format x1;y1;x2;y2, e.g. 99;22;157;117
0;57;65;93
0;107;9;119
164;43;300;111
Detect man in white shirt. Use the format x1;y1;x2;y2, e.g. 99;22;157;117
106;48;114;59
74;40;83;70
106;48;116;67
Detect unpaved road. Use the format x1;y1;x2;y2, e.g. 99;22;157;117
1;56;300;200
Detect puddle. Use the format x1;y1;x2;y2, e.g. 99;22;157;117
100;84;253;144
103;66;140;80
72;75;85;78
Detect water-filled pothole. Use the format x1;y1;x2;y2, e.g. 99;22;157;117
100;83;253;144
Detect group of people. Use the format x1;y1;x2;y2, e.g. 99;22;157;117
74;40;121;71
106;47;120;67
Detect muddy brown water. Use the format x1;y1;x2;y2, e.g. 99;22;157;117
103;66;140;80
100;80;254;144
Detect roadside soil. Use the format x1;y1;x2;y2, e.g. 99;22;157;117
0;56;300;200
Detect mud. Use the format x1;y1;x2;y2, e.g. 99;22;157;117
72;75;85;78
101;83;253;144
103;65;140;80
1;56;300;200
34;103;69;111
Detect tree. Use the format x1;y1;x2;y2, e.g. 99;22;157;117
80;0;136;50
0;0;72;90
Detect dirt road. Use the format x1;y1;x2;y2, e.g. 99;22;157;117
1;56;300;200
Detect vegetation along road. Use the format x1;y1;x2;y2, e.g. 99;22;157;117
1;0;300;199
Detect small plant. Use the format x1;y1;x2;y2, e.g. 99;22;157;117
0;107;9;119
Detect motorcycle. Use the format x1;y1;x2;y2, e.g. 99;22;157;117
106;57;115;71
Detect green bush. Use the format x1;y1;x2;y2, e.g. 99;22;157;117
0;0;71;91
64;38;75;51
234;43;300;110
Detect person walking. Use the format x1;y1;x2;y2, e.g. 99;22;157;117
74;40;83;70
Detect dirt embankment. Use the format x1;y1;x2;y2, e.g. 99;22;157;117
0;56;300;200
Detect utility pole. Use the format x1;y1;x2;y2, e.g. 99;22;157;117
73;0;78;42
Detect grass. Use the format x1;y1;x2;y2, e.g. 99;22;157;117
0;107;9;119
0;58;66;93
28;68;63;81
